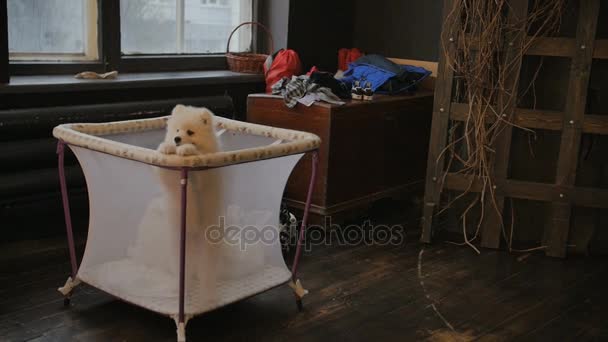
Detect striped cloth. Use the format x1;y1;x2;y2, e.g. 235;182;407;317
271;76;344;108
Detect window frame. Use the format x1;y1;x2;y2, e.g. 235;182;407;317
0;0;260;78
1;0;9;83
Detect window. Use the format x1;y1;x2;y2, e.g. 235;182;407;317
1;0;258;76
120;0;252;55
7;0;98;61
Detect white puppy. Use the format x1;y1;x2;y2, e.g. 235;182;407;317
158;105;220;156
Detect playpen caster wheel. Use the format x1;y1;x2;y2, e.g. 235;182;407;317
63;297;71;307
296;299;303;312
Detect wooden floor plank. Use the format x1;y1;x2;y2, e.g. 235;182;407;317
448;257;592;338
1;232;607;342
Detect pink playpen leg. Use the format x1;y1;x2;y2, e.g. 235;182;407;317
57;141;80;305
177;168;189;341
290;151;318;311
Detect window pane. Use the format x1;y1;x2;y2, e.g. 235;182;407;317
184;0;252;54
8;0;85;54
120;0;252;55
121;0;177;54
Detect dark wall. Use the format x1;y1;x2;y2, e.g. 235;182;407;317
352;0;443;61
258;0;290;52
287;0;354;71
264;0;444;71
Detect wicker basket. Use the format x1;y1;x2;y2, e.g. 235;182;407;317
226;22;274;74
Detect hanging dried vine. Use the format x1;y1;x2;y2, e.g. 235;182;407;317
437;0;565;253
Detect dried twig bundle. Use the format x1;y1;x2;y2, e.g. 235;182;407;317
438;0;565;253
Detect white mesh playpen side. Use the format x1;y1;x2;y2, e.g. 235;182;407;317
53;116;320;341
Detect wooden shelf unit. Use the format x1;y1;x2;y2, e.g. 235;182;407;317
421;0;608;258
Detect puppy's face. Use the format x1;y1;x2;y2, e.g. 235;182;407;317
166;105;213;147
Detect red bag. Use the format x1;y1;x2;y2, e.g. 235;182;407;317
264;49;302;93
338;48;364;71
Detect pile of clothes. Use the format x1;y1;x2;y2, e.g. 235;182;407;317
271;70;351;108
268;53;431;108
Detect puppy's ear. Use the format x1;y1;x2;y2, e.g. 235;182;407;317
202;107;215;117
198;110;213;126
172;104;187;116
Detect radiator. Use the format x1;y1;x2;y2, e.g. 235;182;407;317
0;96;235;241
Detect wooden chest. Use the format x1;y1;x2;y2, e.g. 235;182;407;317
247;92;434;224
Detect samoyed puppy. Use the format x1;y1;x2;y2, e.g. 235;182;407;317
126;104;225;304
158;104;219;155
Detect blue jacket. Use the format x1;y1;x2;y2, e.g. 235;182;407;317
341;54;431;94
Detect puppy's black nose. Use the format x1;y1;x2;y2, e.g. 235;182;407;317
174;136;182;144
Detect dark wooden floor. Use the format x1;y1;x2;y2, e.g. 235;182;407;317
2;228;608;342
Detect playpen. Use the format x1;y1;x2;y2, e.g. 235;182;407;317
53;115;320;341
